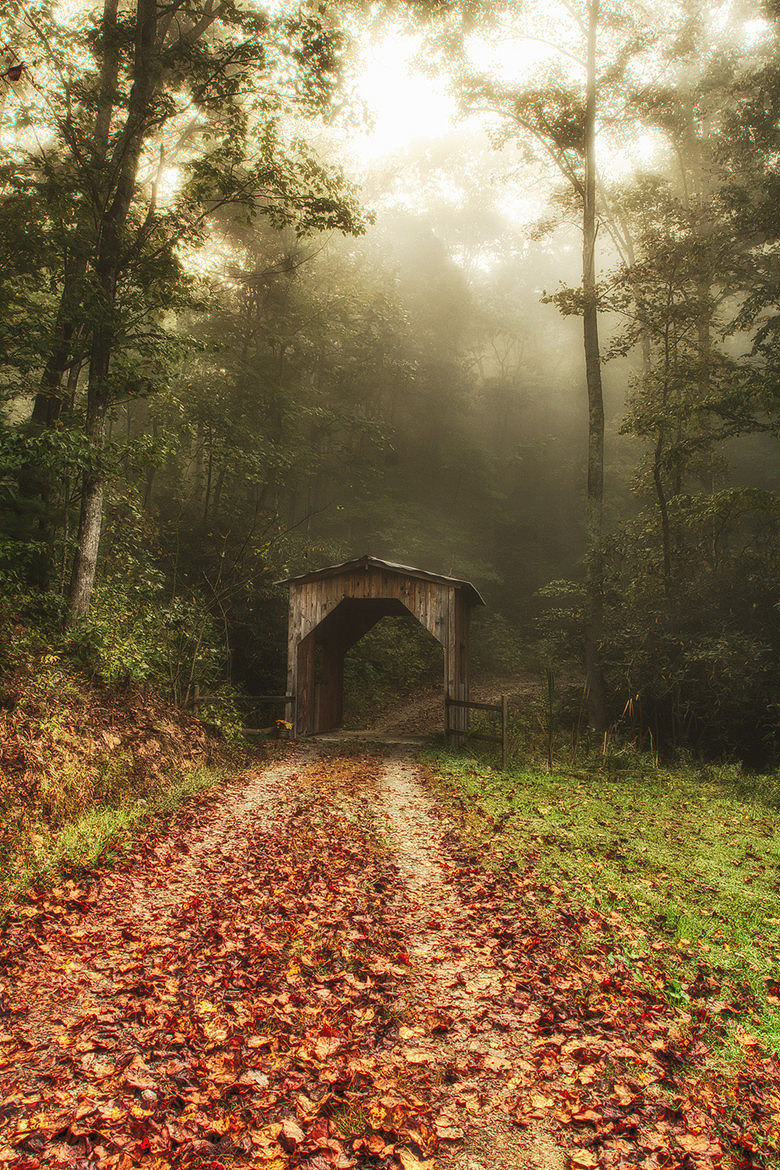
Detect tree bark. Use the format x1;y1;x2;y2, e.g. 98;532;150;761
582;0;606;733
17;0;122;595
653;434;672;593
29;0;120;434
67;394;109;625
67;0;160;624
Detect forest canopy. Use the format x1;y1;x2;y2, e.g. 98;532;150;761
1;0;779;763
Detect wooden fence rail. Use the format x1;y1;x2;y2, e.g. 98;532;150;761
191;687;296;736
445;694;509;768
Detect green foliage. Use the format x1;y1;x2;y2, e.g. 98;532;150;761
471;613;530;675
600;498;780;763
196;686;250;744
71;579;223;701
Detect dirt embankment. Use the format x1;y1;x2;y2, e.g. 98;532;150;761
0;657;240;892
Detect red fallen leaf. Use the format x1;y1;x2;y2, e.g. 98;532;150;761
571;1108;601;1124
124;1070;156;1091
354;1134;390;1155
280;1118;306;1150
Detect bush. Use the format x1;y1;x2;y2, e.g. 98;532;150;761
69;580;224;703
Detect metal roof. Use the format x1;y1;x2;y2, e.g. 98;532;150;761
278;554;486;606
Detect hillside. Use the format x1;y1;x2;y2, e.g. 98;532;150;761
0;632;246;913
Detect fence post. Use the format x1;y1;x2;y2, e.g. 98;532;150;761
501;694;508;769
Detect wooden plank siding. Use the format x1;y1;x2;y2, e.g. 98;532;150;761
282;556;483;737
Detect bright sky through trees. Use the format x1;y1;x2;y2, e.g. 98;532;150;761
343;0;775;209
351;29;455;161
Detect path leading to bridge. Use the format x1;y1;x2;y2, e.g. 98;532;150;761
0;745;732;1169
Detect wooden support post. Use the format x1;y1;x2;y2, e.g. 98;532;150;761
501;694;508;770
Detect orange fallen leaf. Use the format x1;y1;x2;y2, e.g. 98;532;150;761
569;1151;599;1168
397;1149;435;1170
484;1052;511;1073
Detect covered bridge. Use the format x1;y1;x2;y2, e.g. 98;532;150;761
281;555;485;737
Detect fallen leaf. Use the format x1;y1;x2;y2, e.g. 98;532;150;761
398;1148;435;1170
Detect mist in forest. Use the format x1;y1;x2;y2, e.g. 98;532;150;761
1;0;780;761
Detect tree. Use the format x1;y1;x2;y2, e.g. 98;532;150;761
436;0;655;730
1;0;364;624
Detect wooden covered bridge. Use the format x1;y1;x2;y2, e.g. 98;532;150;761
281;555;485;737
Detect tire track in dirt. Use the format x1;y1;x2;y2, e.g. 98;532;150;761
377;748;566;1170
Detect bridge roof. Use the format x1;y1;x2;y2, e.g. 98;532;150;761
279;554;485;607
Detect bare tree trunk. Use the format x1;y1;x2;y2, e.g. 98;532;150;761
582;0;606;733
67;0;160;625
67;395;109;625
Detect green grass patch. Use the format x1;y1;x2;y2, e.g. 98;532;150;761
424;748;780;1057
1;763;232;918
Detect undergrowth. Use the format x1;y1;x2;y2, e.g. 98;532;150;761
6;763;232;907
0;756;240;920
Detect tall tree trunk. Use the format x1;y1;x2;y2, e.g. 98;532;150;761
67;387;109;624
30;0;120;433
67;0;160;625
653;435;672;593
582;0;606;733
19;0;121;595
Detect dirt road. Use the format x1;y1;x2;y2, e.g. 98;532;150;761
0;746;737;1169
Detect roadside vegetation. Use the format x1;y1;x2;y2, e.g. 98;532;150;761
425;746;780;1069
0;601;251;919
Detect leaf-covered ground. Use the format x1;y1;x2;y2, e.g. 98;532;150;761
0;643;237;907
1;746;778;1169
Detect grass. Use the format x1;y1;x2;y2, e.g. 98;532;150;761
423;747;780;1057
0;763;234;918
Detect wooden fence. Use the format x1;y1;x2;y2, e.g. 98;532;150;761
445;695;509;767
192;686;296;736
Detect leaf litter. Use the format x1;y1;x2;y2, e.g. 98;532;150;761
1;746;778;1169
